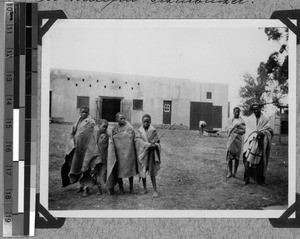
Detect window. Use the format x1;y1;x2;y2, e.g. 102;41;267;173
133;99;143;111
206;92;212;99
164;104;170;112
77;96;89;108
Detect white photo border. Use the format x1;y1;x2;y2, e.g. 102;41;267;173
40;19;297;218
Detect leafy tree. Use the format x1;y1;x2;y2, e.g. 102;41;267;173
264;27;289;96
239;62;268;116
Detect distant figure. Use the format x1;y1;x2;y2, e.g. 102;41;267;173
199;120;206;135
243;103;273;185
77;119;109;197
61;106;95;190
225;107;245;178
106;113;138;194
135;114;161;198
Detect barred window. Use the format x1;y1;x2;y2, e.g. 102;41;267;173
77;96;89;108
133;99;143;111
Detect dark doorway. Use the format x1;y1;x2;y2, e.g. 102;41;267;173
190;102;213;130
212;106;222;128
163;101;172;124
102;98;121;121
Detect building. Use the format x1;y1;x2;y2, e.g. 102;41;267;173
50;68;229;130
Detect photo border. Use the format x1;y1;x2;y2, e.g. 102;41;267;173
39;18;297;219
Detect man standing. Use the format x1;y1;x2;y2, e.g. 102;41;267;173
243;103;273;185
106;112;137;194
225;107;245;178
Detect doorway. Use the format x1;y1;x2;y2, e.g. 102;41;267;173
163;100;172;124
102;98;121;122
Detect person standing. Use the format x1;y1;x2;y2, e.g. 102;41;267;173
225;107;245;178
61;106;95;190
243;103;273;185
106;112;137;194
78;119;109;197
135;114;161;198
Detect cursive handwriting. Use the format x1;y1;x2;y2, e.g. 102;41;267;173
149;0;249;5
38;0;250;11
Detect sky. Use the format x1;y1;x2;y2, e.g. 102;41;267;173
46;20;286;110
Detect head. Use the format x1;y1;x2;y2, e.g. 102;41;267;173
142;114;151;129
99;119;108;134
79;106;89;119
233;107;240;118
116;112;126;126
251;103;261;118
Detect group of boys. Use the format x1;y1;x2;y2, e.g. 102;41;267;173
61;106;161;198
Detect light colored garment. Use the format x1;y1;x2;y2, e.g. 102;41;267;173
243;113;273;178
135;125;161;178
225;116;245;160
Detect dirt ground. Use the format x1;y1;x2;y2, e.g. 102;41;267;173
48;123;288;210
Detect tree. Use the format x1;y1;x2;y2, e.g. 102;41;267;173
264;27;289;97
239;62;269;116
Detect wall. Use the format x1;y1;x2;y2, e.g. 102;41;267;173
50;68;228;129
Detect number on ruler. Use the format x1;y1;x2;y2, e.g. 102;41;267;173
6;73;13;81
6;97;12;106
5;120;12;129
6;49;13;58
5;143;12;153
5;191;12;200
4;214;12;224
6;25;13;34
5;167;12;176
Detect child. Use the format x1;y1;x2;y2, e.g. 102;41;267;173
135;114;161;198
78;119;109;197
107;113;137;195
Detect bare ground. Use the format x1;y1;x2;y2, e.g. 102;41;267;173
48;123;288;210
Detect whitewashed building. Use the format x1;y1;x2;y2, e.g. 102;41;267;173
50;68;229;130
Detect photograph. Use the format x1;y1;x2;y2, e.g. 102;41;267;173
40;19;296;217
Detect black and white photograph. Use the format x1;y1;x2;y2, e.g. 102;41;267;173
40;20;296;217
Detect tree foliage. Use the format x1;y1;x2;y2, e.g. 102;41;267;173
239;63;268;116
239;27;288;115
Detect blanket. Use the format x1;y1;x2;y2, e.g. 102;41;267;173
61;115;95;187
135;125;161;178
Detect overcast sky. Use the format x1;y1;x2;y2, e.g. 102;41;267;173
46;20;286;109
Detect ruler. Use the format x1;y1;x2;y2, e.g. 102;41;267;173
3;2;38;237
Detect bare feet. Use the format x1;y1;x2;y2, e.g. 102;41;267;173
82;188;89;197
152;191;158;198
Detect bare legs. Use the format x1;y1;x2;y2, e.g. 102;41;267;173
142;176;158;197
117;177;134;194
227;159;239;178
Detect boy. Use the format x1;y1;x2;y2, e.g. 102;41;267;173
106;113;137;194
78;119;109;197
135;114;161;198
61;106;95;189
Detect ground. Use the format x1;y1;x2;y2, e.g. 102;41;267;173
48;123;288;210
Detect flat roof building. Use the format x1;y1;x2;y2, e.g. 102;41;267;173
50;68;229;130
